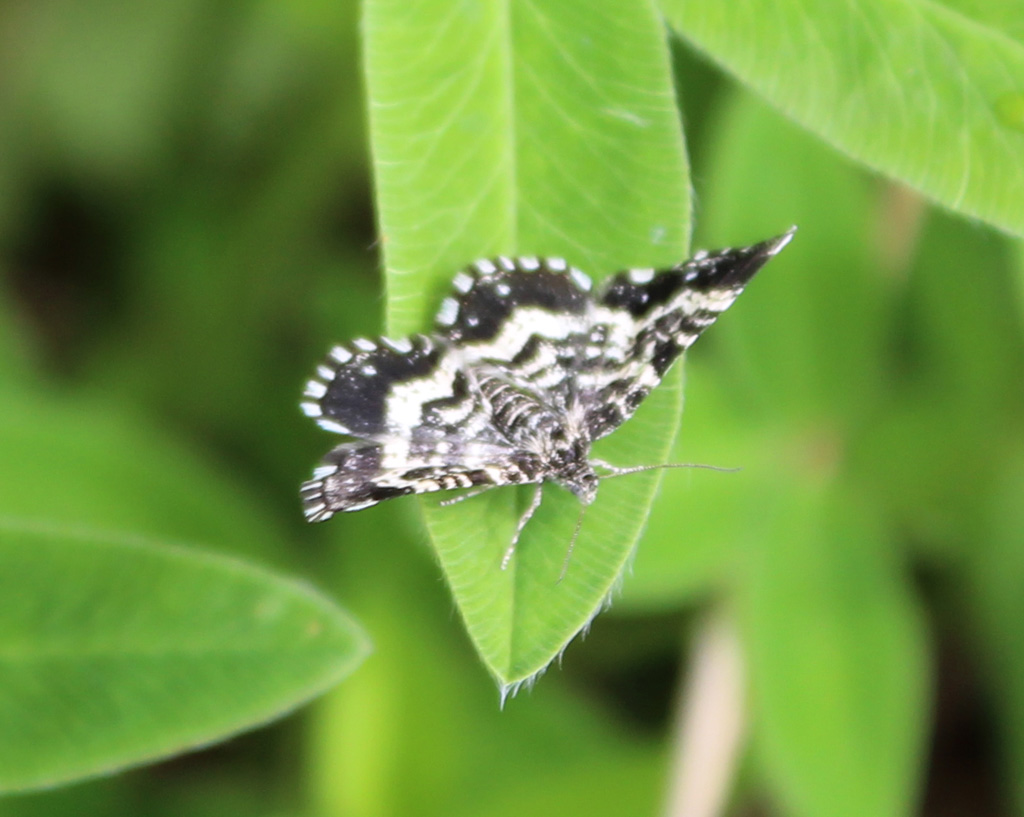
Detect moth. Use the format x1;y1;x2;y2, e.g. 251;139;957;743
301;229;794;568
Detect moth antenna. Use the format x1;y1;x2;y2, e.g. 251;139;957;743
591;459;740;478
557;503;588;584
501;483;544;570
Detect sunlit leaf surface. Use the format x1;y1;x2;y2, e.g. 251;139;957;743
365;0;689;683
662;0;1024;237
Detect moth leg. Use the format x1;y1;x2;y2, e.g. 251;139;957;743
438;487;494;507
501;483;544;570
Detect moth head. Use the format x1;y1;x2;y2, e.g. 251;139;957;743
566;469;599;505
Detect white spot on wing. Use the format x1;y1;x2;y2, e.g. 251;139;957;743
353;338;377;352
497;256;515;271
453;272;474;292
313;464;338;479
569;268;592;291
304;502;327;519
301;401;322;417
330;346;352;364
546;257;567;271
474;259;497;274
361;364;378;376
382;337;413;353
317;365;335;380
495;283;511;297
628;268;655;284
519;256;540;270
317;418;349;434
304;380;327;399
436;297;459;326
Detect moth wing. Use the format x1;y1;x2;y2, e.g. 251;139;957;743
301;438;535;521
580;230;795;439
433;256;604;402
301;333;500;444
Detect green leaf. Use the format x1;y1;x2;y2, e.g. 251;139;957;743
0;520;369;793
661;0;1024;238
738;481;929;817
364;0;689;684
0;389;284;559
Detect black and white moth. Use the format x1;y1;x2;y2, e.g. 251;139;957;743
301;229;795;567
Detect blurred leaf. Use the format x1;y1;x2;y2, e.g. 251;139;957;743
0;520;369;793
853;397;997;557
662;0;1024;237
458;751;663;817
697;90;887;427
851;211;1024;557
1015;235;1024;317
206;0;362;163
622;91;890;611
739;481;929;817
66;0;369;490
0;775;129;817
364;0;690;684
89;121;363;489
0;388;286;559
10;0;210;179
968;450;1024;813
898;210;1024;414
0;283;35;385
620;362;770;611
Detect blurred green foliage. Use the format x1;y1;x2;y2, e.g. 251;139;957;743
0;0;1022;816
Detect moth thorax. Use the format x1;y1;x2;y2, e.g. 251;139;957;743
479;377;548;441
